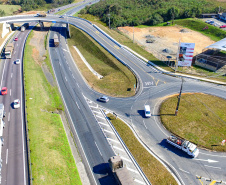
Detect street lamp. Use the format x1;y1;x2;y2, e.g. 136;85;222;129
108;13;110;29
175;77;184;116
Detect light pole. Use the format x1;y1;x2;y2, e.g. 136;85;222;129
108;13;110;29
175;77;184;116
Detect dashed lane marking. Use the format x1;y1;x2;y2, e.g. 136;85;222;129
127;167;139;174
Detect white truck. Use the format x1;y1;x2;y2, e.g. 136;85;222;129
21;23;29;32
0;104;5;119
167;135;199;158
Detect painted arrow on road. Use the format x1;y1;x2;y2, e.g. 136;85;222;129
194;158;218;163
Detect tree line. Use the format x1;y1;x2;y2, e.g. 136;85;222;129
80;0;225;27
1;0;74;11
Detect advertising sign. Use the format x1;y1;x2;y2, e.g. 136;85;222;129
178;42;195;66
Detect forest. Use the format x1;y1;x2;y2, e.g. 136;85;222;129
0;0;74;11
81;0;226;27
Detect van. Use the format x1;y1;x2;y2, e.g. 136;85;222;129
144;105;151;118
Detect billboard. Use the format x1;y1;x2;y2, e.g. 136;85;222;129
178;42;195;66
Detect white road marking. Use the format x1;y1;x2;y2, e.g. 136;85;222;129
107;138;120;143
127;167;139;174
99;122;110;127
194;158;218;163
134;179;145;184
77;83;79;88
121;156;132;162
8;112;10;122
14;51;16;54
113;146;124;151
179;168;190;174
92;110;101;114
75;101;80;109
95;142;102;156
72;74;75;79
95;115;105;120
103;130;114;134
6;149;8;164
204;165;221;169
69;67;71;71
10;89;11;96
143;120;147;129
89;105;98;109
17;44;18;47
11;73;13;78
0;60;6;88
199;152;226;158
59;62;61;66
62;48;68;52
65;77;67;81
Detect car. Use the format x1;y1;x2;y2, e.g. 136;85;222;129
209;21;214;24
99;96;109;102
14;37;18;41
1;87;7;95
59;15;64;18
15;59;20;64
13;99;20;109
220;25;226;28
144;105;151;118
205;20;211;23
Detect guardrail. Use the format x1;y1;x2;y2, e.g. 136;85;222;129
101;110;151;185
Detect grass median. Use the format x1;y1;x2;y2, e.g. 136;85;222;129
160;93;226;152
68;25;137;97
107;114;177;185
24;29;82;185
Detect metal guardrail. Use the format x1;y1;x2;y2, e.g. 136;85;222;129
101;110;151;185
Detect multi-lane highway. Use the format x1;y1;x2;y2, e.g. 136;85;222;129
0;3;225;185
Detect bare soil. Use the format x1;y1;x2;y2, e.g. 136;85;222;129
118;25;215;61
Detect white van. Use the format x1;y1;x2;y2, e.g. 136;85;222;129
144;105;151;118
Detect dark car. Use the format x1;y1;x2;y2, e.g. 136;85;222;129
99;96;109;102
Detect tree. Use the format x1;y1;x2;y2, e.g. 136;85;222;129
168;7;179;25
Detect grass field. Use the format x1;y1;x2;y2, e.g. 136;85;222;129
24;30;82;185
160;93;226;152
68;25;137;97
108;114;177;185
0;5;20;16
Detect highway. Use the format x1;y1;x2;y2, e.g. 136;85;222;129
0;4;225;185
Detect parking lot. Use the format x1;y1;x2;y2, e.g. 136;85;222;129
201;17;226;30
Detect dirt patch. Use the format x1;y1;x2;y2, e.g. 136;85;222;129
18;11;46;15
118;26;215;61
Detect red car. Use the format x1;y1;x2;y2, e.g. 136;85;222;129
220;25;226;28
1;87;7;95
14;37;18;41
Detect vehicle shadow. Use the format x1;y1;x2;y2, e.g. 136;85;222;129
93;163;117;185
137;110;146;118
159;139;192;159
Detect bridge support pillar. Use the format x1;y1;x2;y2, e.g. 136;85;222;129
66;23;70;38
1;22;13;38
39;21;44;29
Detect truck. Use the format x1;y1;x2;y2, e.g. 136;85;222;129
54;34;59;47
21;23;29;32
167;135;199;158
37;13;46;17
4;43;14;59
0;104;5;119
109;156;135;185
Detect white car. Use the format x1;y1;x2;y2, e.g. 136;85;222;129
205;20;211;23
15;59;20;64
144;105;151;118
13;99;20;109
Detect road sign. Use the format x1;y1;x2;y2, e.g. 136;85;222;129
52;21;56;23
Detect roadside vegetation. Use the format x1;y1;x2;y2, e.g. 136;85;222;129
160;93;226;152
107;114;177;185
68;25;137;97
24;28;81;185
0;5;21;16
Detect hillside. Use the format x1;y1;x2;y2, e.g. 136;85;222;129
81;0;226;27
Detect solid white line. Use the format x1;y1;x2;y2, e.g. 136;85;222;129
8;112;10;122
6;149;8;164
113;146;124;151
204;165;221;169
127;167;139;174
107;138;120;143
95;141;102;156
103;130;114;134
121;156;132;162
75;101;80;109
179;168;190;174
95;115;105;119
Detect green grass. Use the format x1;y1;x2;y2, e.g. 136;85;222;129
68;25;137;97
24;30;81;185
108;114;177;185
160;93;226;152
0;5;21;16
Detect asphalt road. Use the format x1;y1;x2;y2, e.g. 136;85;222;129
0;7;226;185
0;26;33;185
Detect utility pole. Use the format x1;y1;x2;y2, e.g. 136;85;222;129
108;14;110;29
175;78;184;116
133;26;134;43
175;39;181;72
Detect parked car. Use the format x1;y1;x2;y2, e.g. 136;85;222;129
220;25;226;28
209;21;215;25
14;37;18;41
99;96;109;102
13;99;20;109
205;20;211;23
15;59;20;64
1;87;7;95
144;105;151;118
